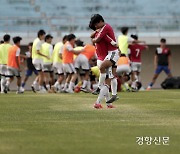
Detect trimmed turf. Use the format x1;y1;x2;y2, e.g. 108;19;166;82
0;90;180;154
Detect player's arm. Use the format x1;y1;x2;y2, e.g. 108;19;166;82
59;45;64;59
16;48;21;71
36;41;49;59
92;25;107;43
67;44;84;55
106;35;118;47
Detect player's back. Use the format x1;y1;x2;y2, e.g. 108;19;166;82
81;44;96;60
0;43;12;64
129;44;146;62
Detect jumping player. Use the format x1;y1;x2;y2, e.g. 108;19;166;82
89;14;119;109
147;38;172;90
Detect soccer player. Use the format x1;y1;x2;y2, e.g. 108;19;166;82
0;34;12;93
6;36;24;94
74;39;96;93
118;27;144;56
41;34;54;91
89;14;119;109
32;29;48;93
62;34;83;93
51;35;67;92
21;42;39;92
129;34;148;90
147;38;172;90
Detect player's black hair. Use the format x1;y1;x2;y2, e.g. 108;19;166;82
13;36;22;44
160;38;166;43
67;34;76;41
3;34;10;42
0;40;4;44
136;81;142;90
121;27;129;35
62;35;68;42
120;54;126;57
89;14;104;30
45;34;53;42
37;29;46;37
131;34;138;40
75;39;84;47
89;20;96;31
28;42;33;46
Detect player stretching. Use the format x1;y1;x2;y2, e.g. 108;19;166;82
89;14;119;109
6;36;24;94
129;35;148;91
0;34;12;93
32;30;49;93
147;38;172;90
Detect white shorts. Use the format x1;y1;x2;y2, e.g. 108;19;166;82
63;63;77;74
74;54;90;70
7;66;21;77
116;65;131;76
0;64;7;76
131;62;142;72
104;49;119;66
97;60;114;79
53;63;64;75
43;64;53;72
32;59;43;71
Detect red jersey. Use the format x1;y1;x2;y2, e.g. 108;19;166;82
95;23;118;60
129;44;146;62
96;23;118;51
95;32;108;60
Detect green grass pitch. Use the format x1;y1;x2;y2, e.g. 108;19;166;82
0;90;180;154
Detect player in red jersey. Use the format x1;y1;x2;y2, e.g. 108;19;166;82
89;14;120;109
129;35;148;90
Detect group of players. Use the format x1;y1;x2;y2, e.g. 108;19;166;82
0;14;172;109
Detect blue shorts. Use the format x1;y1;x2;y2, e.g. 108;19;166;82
26;69;38;77
155;65;171;75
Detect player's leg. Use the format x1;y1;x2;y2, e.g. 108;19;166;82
163;66;173;78
0;65;7;93
147;66;162;90
67;64;78;93
21;69;32;90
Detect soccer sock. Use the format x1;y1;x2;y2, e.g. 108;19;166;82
111;78;117;96
149;82;153;87
54;81;59;88
46;84;50;90
22;82;25;88
6;80;10;89
105;89;110;102
131;81;136;89
1;76;6;92
98;73;106;89
87;80;91;90
96;84;109;104
69;81;75;91
63;83;68;91
33;80;38;85
82;80;88;88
